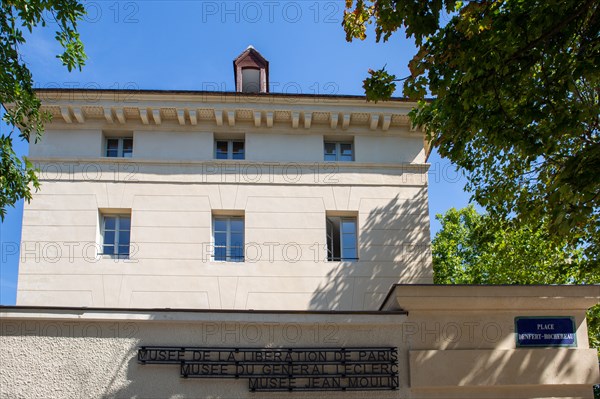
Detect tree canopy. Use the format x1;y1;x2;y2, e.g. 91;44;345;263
343;0;600;271
1;0;86;219
433;206;597;285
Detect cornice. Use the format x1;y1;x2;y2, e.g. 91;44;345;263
24;89;423;134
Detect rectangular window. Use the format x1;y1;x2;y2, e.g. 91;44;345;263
326;216;357;261
102;215;131;258
213;217;244;262
324;142;353;161
215;140;245;160
106;137;133;158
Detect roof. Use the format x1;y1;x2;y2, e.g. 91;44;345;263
31;87;419;102
233;46;269;64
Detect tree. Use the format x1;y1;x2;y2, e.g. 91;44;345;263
432;206;599;398
343;0;600;271
1;0;86;219
433;206;597;284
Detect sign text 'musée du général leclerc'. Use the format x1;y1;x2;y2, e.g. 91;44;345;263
138;346;399;392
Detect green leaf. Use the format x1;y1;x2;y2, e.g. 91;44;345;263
0;0;87;219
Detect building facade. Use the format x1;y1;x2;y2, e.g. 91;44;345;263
16;48;432;310
2;48;598;398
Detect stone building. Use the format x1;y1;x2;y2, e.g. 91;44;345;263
1;47;598;399
16;46;432;311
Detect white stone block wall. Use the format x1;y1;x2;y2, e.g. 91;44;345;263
18;110;433;310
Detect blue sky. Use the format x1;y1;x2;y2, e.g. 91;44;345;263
0;1;472;304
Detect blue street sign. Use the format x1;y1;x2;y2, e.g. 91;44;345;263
515;317;577;347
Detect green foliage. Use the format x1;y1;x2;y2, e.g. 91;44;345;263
0;0;86;219
0;135;40;217
432;206;596;285
343;0;600;273
433;206;600;397
363;67;397;102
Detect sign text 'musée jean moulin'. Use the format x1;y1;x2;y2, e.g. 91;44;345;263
138;346;399;392
515;317;577;347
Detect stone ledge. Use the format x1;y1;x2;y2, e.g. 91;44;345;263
381;284;600;311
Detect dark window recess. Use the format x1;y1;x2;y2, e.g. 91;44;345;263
324;142;353;162
214;217;245;262
103;215;131;258
326;216;358;261
215;140;245;160
106;138;133;158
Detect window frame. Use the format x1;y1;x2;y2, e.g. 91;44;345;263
101;214;131;259
105;137;133;158
326;216;358;261
324;141;354;162
215;139;245;160
213;216;245;262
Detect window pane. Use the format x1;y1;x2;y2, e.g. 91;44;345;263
214;232;227;246
340;143;353;155
342;247;357;260
122;138;133;157
230;246;244;261
230;219;244;232
216;141;228;152
341;219;357;259
118;231;130;245
341;220;356;234
119;217;131;230
230;233;244;247
104;217;116;230
326;219;335;260
214;247;227;261
103;245;115;255
213;216;245;262
214;219;227;232
102;215;132;258
326;217;341;261
324;143;337;161
106;139;118;157
342;233;356;249
340;143;353;161
216;141;229;159
103;231;115;246
232;141;245;160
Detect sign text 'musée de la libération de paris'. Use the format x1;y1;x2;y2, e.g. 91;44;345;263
138;346;399;392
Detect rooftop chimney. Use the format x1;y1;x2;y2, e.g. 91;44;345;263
233;46;269;93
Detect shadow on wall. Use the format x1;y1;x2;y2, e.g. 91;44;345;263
308;192;433;311
99;319;595;397
410;340;595;395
